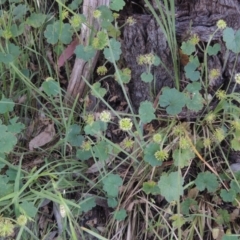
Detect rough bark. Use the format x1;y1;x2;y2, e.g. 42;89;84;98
122;0;240;110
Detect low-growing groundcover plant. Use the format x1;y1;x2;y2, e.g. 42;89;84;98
0;0;240;239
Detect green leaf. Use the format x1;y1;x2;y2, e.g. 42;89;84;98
141;72;153;83
84;121;107;136
115;68;131;84
102;173;123;197
75;45;96;61
114;209;127;221
186;82;201;93
42;78;61;97
181;198;198;215
107;197;118;208
216;209;230;225
27;13;46;28
12;4;28;20
80;197;96;213
142;181;160;195
98;5;114;29
8;117;25;134
0;182;14;198
195;171;219;192
110;0;125;11
220;189;236;202
230;180;240;194
159;88;187;115
184;62;200;81
91;82;107;98
186;92;204;111
207;43;221;56
8;43;21;58
76;149;92;161
223;27;240;54
181;41;195;55
68;0;82;10
66;124;84;147
59;23;73;44
139;101;155;123
231;138;240;151
19;201;38;218
103;38;121;63
173;148;195;168
0;96;15;113
44;21;60;44
143;143;162;167
11;23;25;37
158;172;184;202
0;53;14;63
92;140;110;161
94;31;108;50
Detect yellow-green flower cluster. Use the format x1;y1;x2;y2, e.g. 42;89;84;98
205;112;216;124
137;53;155;66
85;114;95;125
231;120;240;130
119;118;133;131
213;128;225;143
0;218;14;237
2;29;12;39
203;138;212;148
126;16;136;26
97;66;108;76
70;15;84;29
154;150;169;161
122;137;134;150
216;19;227;30
62;9;69;20
113;13;119;19
81;140;92;151
234;73;240;84
189;34;200;45
179;137;190;149
93;10;101;18
209;68;221;80
216;90;227;100
100;110;111;122
152;133;163;144
17;215;27;226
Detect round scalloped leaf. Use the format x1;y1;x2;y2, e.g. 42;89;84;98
75;44;96;61
143;143;162;167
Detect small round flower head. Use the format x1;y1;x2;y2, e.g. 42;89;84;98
137;53;155;66
85;114;95;125
113;13;119;19
2;29;12;39
232;120;240;130
205;112;216;124
179;137;190;149
173;124;185;136
17;215;27;226
152;133;163;144
213;128;225;143
62;9;69;20
81;140;92;151
122;137;134;151
93;10;101;18
216;90;227;100
119;118;133;131
216;19;227;30
70;15;83;29
234;73;240;84
189;34;200;45
203;137;212;148
209;68;221;81
0;219;14;237
100;110;111;122
126;16;136;25
154;150;169;161
97;66;108;76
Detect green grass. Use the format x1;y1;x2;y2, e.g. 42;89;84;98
1;0;240;239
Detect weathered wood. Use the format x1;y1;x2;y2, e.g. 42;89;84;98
65;0;110;104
